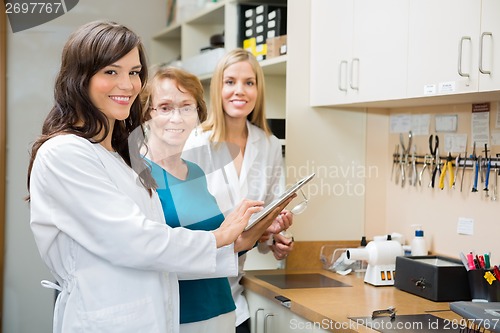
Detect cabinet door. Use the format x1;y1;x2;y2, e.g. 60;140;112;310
310;0;354;106
407;0;481;98
310;0;408;106
246;290;284;333
352;0;409;103
246;290;324;333
478;0;500;92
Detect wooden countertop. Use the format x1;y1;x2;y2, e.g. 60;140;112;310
242;269;463;332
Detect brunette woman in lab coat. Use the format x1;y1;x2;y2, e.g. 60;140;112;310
184;48;295;333
26;21;286;333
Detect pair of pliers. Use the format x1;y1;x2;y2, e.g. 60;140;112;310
429;135;440;188
439;152;454;190
399;131;413;187
418;155;433;186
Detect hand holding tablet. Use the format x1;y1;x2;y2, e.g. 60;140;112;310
244;173;315;231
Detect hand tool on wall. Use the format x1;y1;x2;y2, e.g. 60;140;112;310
471;142;479;193
493;155;499;201
409;145;417;186
392;144;399;183
483;144;490;197
429;134;440;188
460;147;468;192
453;154;460;189
493;170;498;201
418;155;433;186
484;158;491;197
438;152;454;190
399;131;412;187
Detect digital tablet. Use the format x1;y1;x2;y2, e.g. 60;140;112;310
244;173;315;231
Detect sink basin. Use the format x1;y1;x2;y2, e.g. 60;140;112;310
255;273;351;289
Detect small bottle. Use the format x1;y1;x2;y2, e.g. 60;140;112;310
410;224;428;256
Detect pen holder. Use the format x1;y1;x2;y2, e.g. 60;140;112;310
468;269;500;302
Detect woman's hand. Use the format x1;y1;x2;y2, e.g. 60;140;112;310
270;232;294;260
268;209;293;234
234;194;296;252
212;199;263;248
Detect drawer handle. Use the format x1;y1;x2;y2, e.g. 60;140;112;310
458;36;471;78
338;60;348;92
412;277;432;290
479;32;493;75
264;313;275;333
255;308;264;333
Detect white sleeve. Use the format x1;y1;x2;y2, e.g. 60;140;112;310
177;244;238;280
29;137;218;275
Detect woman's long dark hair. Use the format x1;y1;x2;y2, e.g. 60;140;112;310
26;20;156;197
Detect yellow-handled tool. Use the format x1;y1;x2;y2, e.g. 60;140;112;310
439;153;454;190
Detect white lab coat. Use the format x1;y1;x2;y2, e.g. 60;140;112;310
29;134;237;333
184;121;285;325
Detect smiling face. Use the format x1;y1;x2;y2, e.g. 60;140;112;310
221;60;258;121
89;47;142;125
148;78;198;152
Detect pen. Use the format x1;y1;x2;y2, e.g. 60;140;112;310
493;266;500;280
473;257;480;270
478;255;486;269
484;253;491;270
467;252;476;270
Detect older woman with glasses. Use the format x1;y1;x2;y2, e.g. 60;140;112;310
141;66;292;333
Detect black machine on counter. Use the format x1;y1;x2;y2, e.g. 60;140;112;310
394;255;470;301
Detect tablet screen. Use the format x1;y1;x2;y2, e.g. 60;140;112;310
244;173;315;231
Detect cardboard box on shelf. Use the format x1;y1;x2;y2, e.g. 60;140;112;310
266;35;287;59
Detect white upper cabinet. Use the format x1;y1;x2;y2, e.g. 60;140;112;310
310;0;354;106
408;0;500;98
406;0;481;98
310;0;500;108
478;0;500;92
310;0;409;107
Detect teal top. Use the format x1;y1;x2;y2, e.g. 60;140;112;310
148;158;235;324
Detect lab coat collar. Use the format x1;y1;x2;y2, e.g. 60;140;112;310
238;121;262;186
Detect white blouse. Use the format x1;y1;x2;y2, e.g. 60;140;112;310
184;121;285;326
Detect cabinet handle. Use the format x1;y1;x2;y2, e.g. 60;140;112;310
254;308;264;333
479;32;493;75
350;58;360;90
338;60;348;92
458;36;471;78
264;313;275;333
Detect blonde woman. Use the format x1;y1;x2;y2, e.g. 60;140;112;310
185;48;294;333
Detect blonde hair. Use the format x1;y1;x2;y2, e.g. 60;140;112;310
202;48;271;142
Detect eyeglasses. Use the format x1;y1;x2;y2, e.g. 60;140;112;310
290;189;309;215
151;105;198;117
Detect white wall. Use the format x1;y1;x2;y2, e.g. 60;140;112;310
285;1;366;242
4;1;166;332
